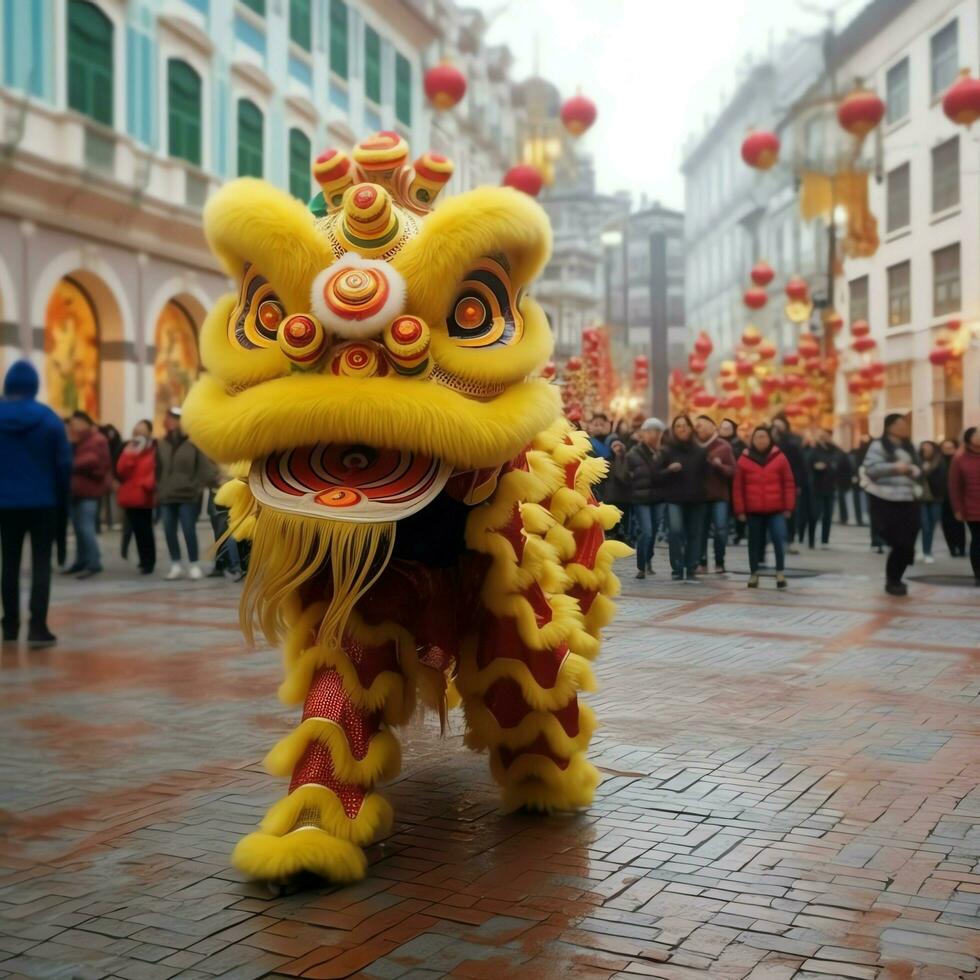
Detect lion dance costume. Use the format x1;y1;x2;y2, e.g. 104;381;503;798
182;132;628;884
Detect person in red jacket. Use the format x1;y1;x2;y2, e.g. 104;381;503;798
949;425;980;585
116;420;157;575
67;411;111;578
733;425;796;590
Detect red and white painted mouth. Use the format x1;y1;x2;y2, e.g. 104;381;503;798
249;443;454;523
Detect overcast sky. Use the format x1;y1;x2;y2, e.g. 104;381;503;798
471;0;866;210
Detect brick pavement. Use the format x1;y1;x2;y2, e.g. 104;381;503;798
0;524;978;979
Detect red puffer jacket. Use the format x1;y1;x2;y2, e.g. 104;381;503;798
733;446;796;516
116;441;157;509
70;427;111;499
949;447;980;522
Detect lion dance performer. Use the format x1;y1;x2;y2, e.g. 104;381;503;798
182;132;628;884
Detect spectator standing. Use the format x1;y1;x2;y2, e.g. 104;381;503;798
67;411;111;578
808;430;838;549
940;438;967;557
0;361;72;647
719;418;747;544
948;426;980;585
98;424;124;532
917;441;946;564
848;437;869;528
862;414;922;596
207;469;244;580
626;417;669;579
694;415;735;574
602;437;633;543
157;407;215;581
733;425;795;590
660;415;709;582
116;420;157;575
771;416;807;555
835;443;853;525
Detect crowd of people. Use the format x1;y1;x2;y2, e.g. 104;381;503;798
583;408;980;596
0;361;243;648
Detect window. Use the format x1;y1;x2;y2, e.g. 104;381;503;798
288;128;311;201
885;362;913;411
930;21;958;96
167;60;202;166
849;276;868;323
364;25;381;103
933;244;960;316
886;162;910;232
67;0;113;126
887;261;911;327
931;137;959;213
330;0;348;79
289;0;311;51
395;52;411;126
885;58;909;123
240;0;265;14
237;99;263;177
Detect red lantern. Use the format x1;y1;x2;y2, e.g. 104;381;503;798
785;277;809;302
784;402;802;416
850;319;870;337
848;379;867;396
837;86;886;138
799;392;819;409
692;391;717;409
824;311;844;333
798;334;820;358
582;327;600;350
751;261;775;287
541;361;556;380
743;287;768;310
758;341;777;361
783;351;800;367
852;336;876;353
566;355;582;372
942;70;980;128
946;317;962;332
669;368;685;389
560;95;597;136
929;347;952;366
742;325;762;347
750;391;769;410
634;354;649;369
688;354;706;375
694;331;714;358
741;129;780;170
869;360;885;375
502;164;543;197
735;358;753;377
722;378;740;392
423;63;467;110
729;392;746;410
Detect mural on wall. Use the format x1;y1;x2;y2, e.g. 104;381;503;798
44;277;99;418
154;300;199;429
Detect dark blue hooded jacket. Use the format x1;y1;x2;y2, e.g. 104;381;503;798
0;361;72;509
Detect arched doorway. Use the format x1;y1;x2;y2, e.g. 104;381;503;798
44;276;100;418
153;298;200;429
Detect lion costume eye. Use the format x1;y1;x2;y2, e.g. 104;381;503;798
446;255;524;349
229;263;286;350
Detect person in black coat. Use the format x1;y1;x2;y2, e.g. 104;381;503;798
719;418;746;543
626;417;671;579
835;444;853;524
807;429;839;548
659;415;709;582
940;438;966;557
771;415;808;554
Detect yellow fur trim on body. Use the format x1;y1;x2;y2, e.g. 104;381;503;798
263;719;402;785
258;783;393;844
232;830;367;883
496;754;601;814
464;702;597;757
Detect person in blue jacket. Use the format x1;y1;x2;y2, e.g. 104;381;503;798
0;360;72;648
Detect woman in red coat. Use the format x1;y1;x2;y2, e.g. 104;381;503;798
733;426;796;589
948;425;980;585
116;420;157;574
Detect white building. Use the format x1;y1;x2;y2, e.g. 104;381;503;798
0;0;527;430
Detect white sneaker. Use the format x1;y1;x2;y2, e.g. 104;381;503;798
188;563;204;581
923;555;935;564
165;563;184;581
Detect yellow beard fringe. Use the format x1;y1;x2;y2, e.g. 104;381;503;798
241;509;395;649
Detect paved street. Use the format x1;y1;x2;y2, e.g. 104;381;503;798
1;525;978;980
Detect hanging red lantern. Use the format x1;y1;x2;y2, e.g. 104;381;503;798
750;391;769;410
945;317;962;333
735;358;754;377
722;377;740;392
869;360;885;375
566;355;582;372
560;95;597;136
728;392;747;410
743;287;768;310
852;336;877;353
541;361;556;380
848;378;867;395
694;331;714;358
942;70;980;128
502;164;543;197
741;129;780;170
837;85;886;138
798;334;820;358
692;391;717;409
633;354;649;369
423;63;467;110
850;319;870;337
758;341;777;360
783;351;800;367
688;353;707;375
785;276;809;302
784;401;802;416
929;347;952;366
742;325;762;347
824;311;844;333
582;327;600;349
751;261;775;287
799;392;819;409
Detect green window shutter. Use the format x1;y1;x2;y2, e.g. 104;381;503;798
167;60;202;166
67;0;114;126
289;128;311;201
289;0;311;51
364;25;381;103
330;0;348;79
240;0;265;15
395;53;411;126
237;99;264;178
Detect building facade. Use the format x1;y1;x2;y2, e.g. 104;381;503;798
0;0;526;429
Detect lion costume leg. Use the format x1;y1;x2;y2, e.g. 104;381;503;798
232;601;407;883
